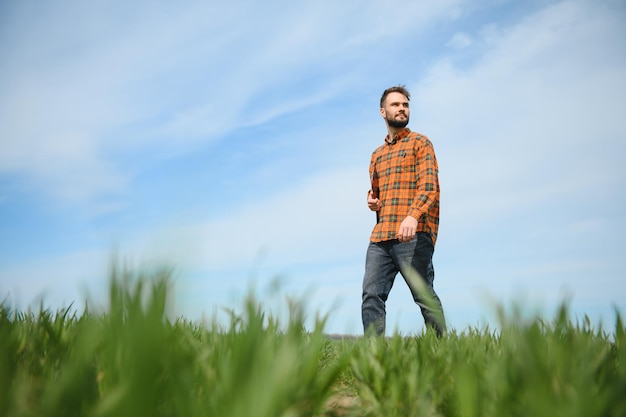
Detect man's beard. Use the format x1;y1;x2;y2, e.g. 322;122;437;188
386;115;409;128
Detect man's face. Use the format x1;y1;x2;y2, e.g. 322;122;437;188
380;92;410;128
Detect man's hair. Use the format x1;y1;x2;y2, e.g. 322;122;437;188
380;85;411;108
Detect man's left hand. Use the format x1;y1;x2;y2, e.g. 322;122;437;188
396;216;418;243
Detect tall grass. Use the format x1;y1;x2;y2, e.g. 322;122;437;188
345;308;626;417
1;266;624;416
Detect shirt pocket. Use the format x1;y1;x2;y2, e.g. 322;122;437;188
396;149;417;174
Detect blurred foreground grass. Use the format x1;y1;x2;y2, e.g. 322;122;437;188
1;266;625;417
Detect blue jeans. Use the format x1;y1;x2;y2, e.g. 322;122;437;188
362;232;446;336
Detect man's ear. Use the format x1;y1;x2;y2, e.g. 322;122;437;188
380;107;386;118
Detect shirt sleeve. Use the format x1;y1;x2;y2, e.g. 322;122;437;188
369;152;379;198
407;138;440;221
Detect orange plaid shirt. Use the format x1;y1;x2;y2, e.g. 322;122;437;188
369;128;440;245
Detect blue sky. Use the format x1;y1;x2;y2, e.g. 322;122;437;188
1;0;625;335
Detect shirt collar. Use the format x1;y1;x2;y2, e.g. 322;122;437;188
385;127;411;145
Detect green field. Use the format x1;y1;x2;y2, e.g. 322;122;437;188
1;267;625;417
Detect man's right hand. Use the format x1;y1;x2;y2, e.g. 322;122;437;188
367;190;381;211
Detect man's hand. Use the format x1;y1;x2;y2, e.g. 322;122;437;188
367;190;381;211
396;216;418;242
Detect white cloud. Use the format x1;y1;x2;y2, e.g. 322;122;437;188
117;167;372;271
414;0;626;229
0;0;476;205
447;32;474;49
0;249;111;311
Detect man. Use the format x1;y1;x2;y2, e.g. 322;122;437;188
362;85;446;337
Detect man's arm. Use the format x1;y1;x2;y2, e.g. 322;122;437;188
407;137;440;220
397;137;439;242
368;155;381;212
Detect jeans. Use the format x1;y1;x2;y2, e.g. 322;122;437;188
362;232;446;336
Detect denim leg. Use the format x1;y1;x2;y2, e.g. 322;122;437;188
362;241;398;336
392;233;447;336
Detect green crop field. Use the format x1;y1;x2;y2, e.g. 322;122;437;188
1;266;625;417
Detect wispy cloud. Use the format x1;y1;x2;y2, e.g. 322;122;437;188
115;167;371;270
415;0;626;229
447;32;474;49
0;0;475;206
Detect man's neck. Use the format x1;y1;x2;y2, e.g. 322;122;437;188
386;125;406;143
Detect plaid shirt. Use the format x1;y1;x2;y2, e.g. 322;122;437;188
369;128;440;245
